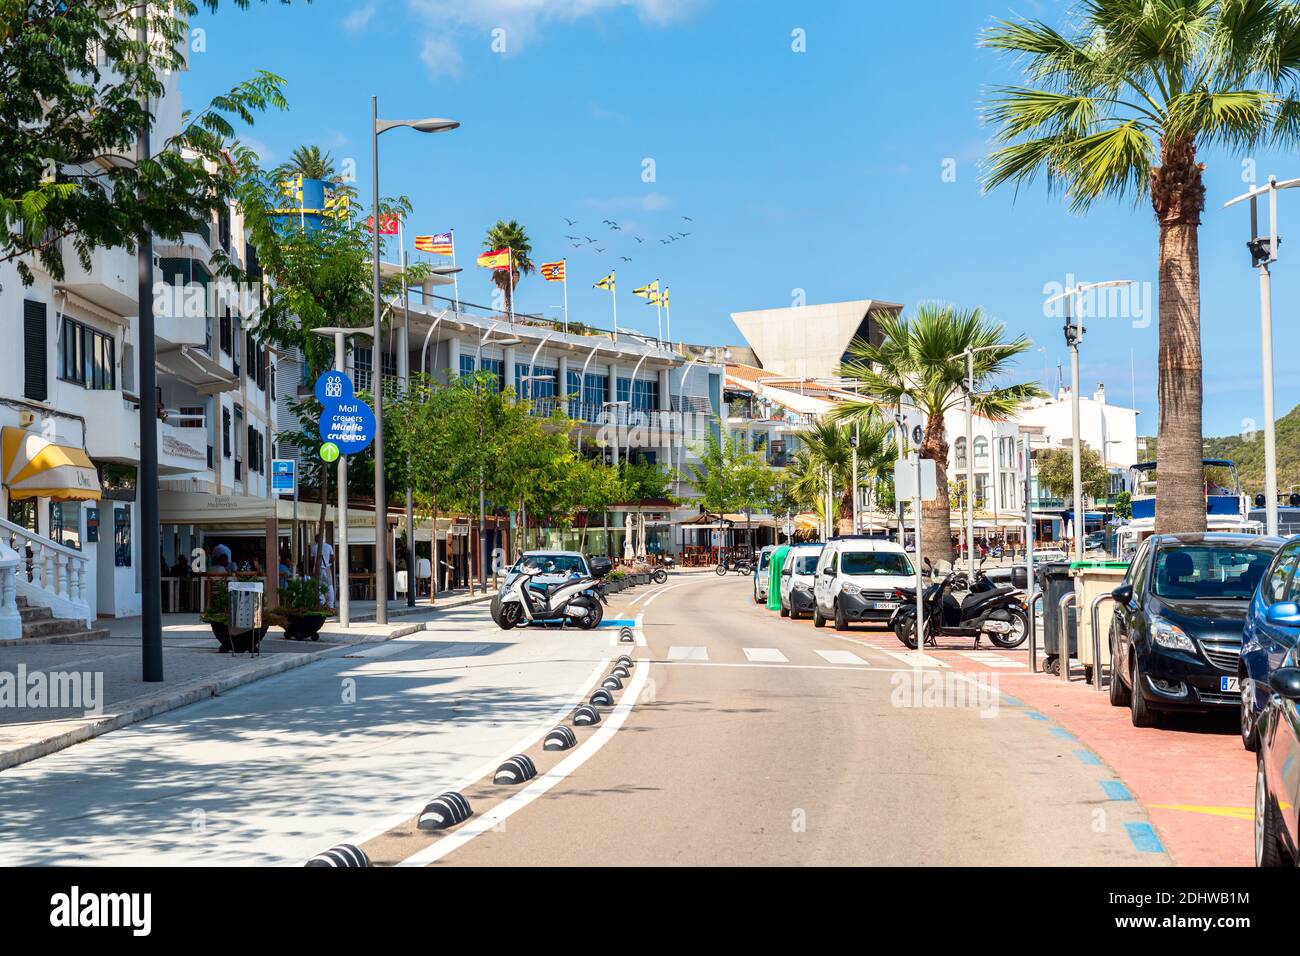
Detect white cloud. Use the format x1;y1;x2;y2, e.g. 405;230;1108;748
420;34;464;78
408;0;704;74
342;1;379;33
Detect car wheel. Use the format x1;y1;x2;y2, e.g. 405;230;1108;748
1239;674;1261;751
779;600;789;618
813;605;827;628
1108;638;1131;707
1256;747;1289;867
834;600;849;631
1130;657;1157;728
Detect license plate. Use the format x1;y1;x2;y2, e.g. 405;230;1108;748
873;601;900;611
1220;676;1240;693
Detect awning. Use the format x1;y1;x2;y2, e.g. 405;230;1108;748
1;428;101;501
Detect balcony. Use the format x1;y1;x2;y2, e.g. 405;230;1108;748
159;414;210;476
155;293;209;350
58;243;138;316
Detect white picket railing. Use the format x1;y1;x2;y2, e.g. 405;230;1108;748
0;516;92;630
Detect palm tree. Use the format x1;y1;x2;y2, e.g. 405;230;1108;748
982;2;1300;534
483;219;534;316
277;145;338;182
830;304;1043;568
787;416;895;533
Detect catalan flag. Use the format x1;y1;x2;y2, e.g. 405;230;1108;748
477;248;511;270
416;232;454;256
594;271;615;291
633;280;659;300
540;260;566;282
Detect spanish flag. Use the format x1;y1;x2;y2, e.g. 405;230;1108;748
540;260;566;282
633;280;659;300
594;271;615;291
477;248;511;270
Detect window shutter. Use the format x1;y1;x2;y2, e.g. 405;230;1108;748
23;300;47;401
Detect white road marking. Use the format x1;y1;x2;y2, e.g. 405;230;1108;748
395;653;650;867
815;649;867;666
882;649;947;668
743;647;788;663
983;659;1028;668
667;645;709;661
340;655;611;851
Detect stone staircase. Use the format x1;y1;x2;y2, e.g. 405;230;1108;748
13;596;110;645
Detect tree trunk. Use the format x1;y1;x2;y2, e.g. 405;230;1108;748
1151;134;1207;535
919;412;954;570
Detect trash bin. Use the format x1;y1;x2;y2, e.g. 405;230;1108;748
1037;562;1076;674
1072;561;1130;685
227;581;265;655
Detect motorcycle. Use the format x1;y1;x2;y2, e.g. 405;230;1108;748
491;555;612;630
889;569;1028;650
651;555;673;585
715;552;754;576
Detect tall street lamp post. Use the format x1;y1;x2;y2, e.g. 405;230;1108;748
949;344;1010;582
371;97;459;625
1224;175;1300;537
475;323;521;589
1045;281;1134;563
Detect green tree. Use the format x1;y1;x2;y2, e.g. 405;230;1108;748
790;414;896;526
686;427;774;549
0;1;290;287
1035;445;1112;502
482;219;534;315
982;1;1300;534
275;145;338;182
831;305;1043;568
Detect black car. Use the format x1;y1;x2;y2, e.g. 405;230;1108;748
1255;660;1300;865
1108;533;1283;727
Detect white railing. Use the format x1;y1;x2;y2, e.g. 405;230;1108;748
0;542;18;641
0;516;92;627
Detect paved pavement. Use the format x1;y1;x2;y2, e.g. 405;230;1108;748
366;574;1165;867
0;589;493;772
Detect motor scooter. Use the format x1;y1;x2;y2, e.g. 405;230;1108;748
889;569;1028;650
491;555;611;630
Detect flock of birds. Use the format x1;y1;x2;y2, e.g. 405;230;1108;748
559;215;694;264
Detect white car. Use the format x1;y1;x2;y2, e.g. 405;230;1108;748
812;538;917;631
752;546;777;604
779;543;824;620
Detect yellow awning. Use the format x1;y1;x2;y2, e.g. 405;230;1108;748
1;428;101;501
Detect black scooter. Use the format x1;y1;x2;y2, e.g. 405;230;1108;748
889;570;1028;650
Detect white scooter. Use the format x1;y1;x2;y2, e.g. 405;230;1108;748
491;556;612;630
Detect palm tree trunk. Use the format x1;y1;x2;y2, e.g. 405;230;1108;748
919;413;954;569
1151;134;1207;535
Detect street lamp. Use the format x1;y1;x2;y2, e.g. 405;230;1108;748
1224;175;1300;536
676;349;716;490
948;342;1013;582
1044;280;1135;564
370;97;459;625
472;322;520;590
311;326;375;629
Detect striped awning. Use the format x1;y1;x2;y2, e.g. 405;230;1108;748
1;428;101;501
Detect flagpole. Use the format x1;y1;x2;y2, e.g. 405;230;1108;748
450;229;461;313
611;272;618;344
562;259;569;334
507;246;514;324
655;278;663;343
664;287;672;344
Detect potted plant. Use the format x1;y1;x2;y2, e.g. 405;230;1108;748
202;576;270;653
274;576;331;641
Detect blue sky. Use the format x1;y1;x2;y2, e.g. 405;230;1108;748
182;0;1288;438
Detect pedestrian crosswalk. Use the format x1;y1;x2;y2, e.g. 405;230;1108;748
657;642;1025;671
742;647;789;663
664;645;876;668
958;651;1028;669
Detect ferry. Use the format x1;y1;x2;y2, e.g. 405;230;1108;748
1114;459;1262;559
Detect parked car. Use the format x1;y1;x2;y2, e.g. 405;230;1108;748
1254;659;1300;865
812;537;916;631
1108;533;1282;727
753;546;777;604
1242;536;1300;750
779;543;824;620
1034;548;1069;564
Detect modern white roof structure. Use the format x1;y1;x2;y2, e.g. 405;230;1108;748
729;298;902;380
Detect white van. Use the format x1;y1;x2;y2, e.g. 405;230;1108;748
812;538;916;631
752;546;777;604
779;543;824;620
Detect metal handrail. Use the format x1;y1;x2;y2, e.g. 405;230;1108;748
1090;593;1116;695
1027;590;1043;673
1057;592;1077;682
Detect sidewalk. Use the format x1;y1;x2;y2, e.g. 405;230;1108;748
0;589;493;773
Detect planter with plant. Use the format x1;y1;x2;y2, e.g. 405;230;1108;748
274;577;331;641
201;576;270;653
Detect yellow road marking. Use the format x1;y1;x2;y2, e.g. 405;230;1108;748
1149;804;1254;820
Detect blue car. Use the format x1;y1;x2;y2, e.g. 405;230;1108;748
1242;536;1300;750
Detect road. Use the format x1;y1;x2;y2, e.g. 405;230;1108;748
0;574;1169;866
367;573;1166;866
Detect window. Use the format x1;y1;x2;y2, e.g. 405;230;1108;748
23;300;47;401
1152;545;1275;600
479;357;504;391
974;436;989;467
459;354;476;378
220;307;232;355
566;370;581;401
114;506;131;567
840;551;914;576
222;407;231;458
631;378;658;412
954;437;967;469
58;316;115;390
582;373;608;413
515;363;557;399
49;501;82;551
1264;544;1300;605
354;347;398;393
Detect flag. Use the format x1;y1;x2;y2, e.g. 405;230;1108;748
594;271;615;291
278;174;303;204
661;288;670;308
478;248;511;270
647;291;663;306
633;280;659;300
366;214;400;235
540;261;566;282
323;187;350;219
416;232;454;256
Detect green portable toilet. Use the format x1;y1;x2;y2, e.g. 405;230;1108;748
767;545;790;611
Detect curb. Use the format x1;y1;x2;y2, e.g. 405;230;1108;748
345;592;496;623
0;623;431;774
